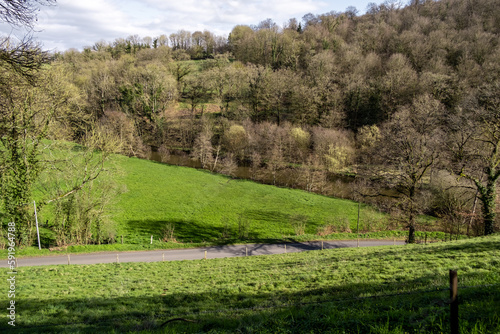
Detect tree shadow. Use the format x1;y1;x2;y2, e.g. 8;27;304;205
126;219;225;243
126;219;294;246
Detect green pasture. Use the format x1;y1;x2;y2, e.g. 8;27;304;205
110;155;384;245
1;234;499;333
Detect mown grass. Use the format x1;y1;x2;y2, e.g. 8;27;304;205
109;156;449;246
1;142;458;258
1;234;499;333
2;229;455;258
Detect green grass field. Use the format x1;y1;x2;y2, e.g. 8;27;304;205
110;155;383;243
1;234;499;333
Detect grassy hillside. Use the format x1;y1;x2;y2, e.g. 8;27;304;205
10;150;450;256
2;235;499;333
110;155;386;245
3;144;453;258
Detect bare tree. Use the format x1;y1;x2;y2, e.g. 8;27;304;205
446;83;500;235
0;0;55;28
0;38;48;83
374;94;444;243
0;1;55;80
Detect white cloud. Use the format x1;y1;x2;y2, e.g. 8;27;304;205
34;0;139;50
1;0;378;51
142;0;325;27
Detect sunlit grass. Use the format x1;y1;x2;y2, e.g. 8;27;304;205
110;155;386;244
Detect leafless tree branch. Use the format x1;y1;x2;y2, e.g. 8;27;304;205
0;0;55;28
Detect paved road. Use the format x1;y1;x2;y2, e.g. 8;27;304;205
3;240;405;267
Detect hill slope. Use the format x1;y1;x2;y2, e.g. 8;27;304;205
110;155;384;244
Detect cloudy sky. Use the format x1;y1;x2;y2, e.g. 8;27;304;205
0;0;385;52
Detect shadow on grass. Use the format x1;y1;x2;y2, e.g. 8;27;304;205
427;240;500;254
4;271;499;334
125;219;291;246
124;218;415;250
125;219;224;243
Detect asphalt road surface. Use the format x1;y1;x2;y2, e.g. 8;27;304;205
3;240;405;267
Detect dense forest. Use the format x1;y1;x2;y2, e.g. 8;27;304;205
1;0;500;246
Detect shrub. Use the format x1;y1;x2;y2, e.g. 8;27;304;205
291;214;308;235
162;223;177;242
317;217;352;235
356;124;381;150
238;216;251;239
224;124;247;153
290;127;310;150
317;224;335;236
312;128;355;172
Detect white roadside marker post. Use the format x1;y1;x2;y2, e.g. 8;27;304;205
34;201;41;250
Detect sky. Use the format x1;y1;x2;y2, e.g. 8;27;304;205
0;0;386;52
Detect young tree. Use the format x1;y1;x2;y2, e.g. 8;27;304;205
192;126;214;169
0;63;79;245
244;65;271;122
134;62;178;121
265;68;296;125
36;124;122;246
1;1;118;246
182;72;212;116
206;65;245;117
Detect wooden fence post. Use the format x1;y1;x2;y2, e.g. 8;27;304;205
450;270;459;334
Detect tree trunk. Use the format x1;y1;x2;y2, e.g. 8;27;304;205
468;191;479;237
408;220;416;244
407;187;417;244
481;186;496;236
479;171;498;236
